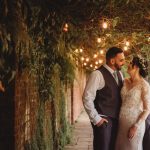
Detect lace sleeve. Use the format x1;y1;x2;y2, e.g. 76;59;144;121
134;81;150;128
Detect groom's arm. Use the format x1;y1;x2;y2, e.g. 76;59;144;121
83;70;105;125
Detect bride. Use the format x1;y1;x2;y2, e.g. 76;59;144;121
115;56;150;150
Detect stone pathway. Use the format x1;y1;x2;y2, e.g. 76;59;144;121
65;110;93;150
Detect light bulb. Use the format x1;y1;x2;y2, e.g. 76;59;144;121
81;57;84;61
84;62;87;66
100;50;104;54
97;38;102;43
90;64;93;67
99;59;103;64
95;61;98;65
124;46;128;51
63;27;68;32
79;49;83;53
86;58;89;62
102;22;108;29
125;41;130;46
64;23;68;28
75;49;78;53
94;54;98;58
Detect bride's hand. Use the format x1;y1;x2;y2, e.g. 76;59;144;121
128;125;137;139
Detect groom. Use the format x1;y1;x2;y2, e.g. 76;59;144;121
83;47;125;150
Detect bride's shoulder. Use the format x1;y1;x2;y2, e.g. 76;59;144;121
141;79;150;88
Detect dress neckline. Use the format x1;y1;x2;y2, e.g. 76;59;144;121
124;78;143;92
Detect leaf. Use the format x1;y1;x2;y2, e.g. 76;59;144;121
112;17;120;28
126;0;130;4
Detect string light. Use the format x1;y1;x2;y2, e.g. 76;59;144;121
97;38;102;43
81;57;84;61
95;66;98;69
75;49;78;53
123;46;128;51
94;54;98;58
99;59;103;64
90;64;93;67
95;61;98;65
84;62;87;66
102;22;108;29
86;58;89;62
100;50;104;55
63;23;68;32
64;23;68;28
79;48;83;53
125;41;130;46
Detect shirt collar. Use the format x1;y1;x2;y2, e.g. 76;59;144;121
103;64;115;74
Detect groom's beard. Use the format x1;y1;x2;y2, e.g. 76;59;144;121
114;63;122;70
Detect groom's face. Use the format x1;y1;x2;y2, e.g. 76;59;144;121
113;53;125;70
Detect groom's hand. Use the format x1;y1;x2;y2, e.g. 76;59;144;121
96;118;108;127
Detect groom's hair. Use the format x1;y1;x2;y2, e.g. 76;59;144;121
106;47;123;60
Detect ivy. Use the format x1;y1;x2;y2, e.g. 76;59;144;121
0;0;150;149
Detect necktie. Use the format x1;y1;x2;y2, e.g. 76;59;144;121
113;71;119;85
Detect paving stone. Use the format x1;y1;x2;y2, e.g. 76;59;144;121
64;111;93;150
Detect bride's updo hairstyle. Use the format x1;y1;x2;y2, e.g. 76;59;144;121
132;56;148;78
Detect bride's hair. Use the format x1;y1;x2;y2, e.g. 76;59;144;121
132;56;148;78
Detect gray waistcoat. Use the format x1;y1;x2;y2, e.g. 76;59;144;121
94;66;123;119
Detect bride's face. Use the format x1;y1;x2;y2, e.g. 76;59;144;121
127;62;138;76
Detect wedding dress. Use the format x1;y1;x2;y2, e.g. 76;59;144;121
115;78;150;150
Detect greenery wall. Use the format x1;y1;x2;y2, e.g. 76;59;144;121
0;0;150;149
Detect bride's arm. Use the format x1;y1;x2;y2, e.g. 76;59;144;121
134;81;150;128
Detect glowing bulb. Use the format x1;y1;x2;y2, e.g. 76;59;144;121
79;49;83;53
125;41;130;46
102;22;108;29
124;46;128;51
86;58;89;62
81;57;84;61
90;64;93;67
95;66;98;69
63;27;68;32
99;59;103;64
84;62;87;66
94;54;98;58
75;49;78;53
95;61;98;65
148;37;150;42
100;50;104;54
97;38;102;43
64;23;68;28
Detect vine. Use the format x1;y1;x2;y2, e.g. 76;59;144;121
0;0;150;149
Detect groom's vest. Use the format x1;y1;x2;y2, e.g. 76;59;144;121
94;66;123;119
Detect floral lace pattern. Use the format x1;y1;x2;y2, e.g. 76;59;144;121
116;78;150;150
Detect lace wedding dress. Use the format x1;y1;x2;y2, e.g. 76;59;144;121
115;78;150;150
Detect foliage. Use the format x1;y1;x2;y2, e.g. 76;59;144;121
58;89;72;149
25;102;47;150
0;0;150;149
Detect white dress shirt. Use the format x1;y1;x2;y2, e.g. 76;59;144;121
82;64;124;125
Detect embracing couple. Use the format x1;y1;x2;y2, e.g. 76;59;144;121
83;47;150;150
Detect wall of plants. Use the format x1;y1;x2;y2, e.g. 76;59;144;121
0;0;150;149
